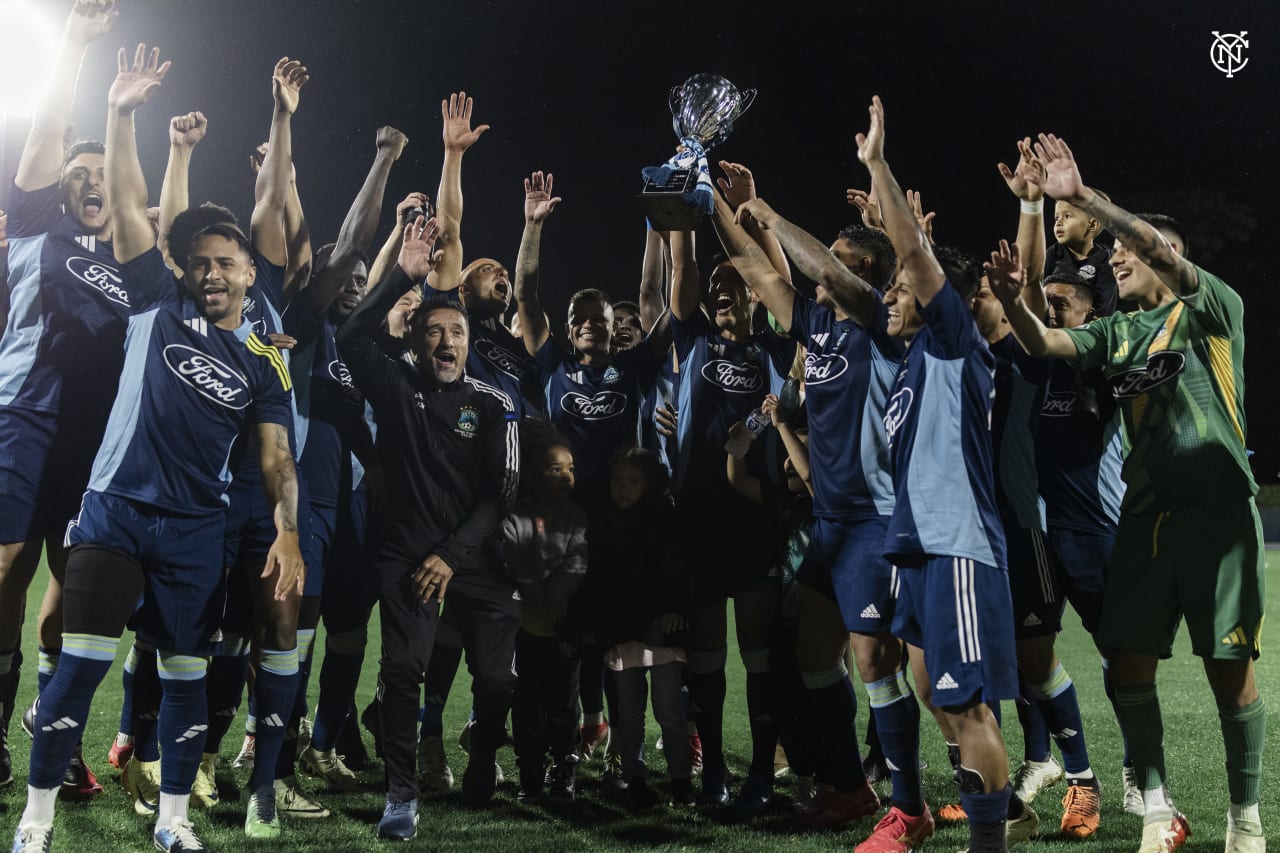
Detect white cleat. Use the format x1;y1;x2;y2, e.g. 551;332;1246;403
299;745;360;792
1010;757;1064;804
273;775;331;818
1122;765;1145;816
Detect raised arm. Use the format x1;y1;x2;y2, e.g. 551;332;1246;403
15;0;117;191
637;228;668;332
257;421;304;600
998;137;1048;318
105;44;170;265
429;91;489;291
157;110;206;271
1029;133;1197;296
368;191;429;294
985;240;1078;359
710;192;795;330
251;57;308;268
514;171;559;356
715;161;789;279
856;96;945;305
302;125;408;315
668;228;700;322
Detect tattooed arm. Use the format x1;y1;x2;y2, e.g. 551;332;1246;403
257;421;304;600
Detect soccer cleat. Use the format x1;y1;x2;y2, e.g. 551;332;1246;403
461;750;498;805
1006;802;1040;845
153;818;207;851
689;734;704;777
108;736;135;771
1059;777;1102;838
730;773;774;817
700;763;730;807
121;756;161;815
378;798;419;841
10;824;53;853
601;752;628;797
273;776;330;818
774;741;790;779
1224;817;1266;853
578;720;610;762
862;753;891;786
335;717;372;771
791;776;819;815
231;733;256;771
794;780;880;829
936;802;967;822
18;700;35;738
300;745;360;792
855;804;936;853
191;753;220;808
60;743;103;800
295;716;312;758
1122;765;1145;816
417;734;453;791
244;787;281;839
1137;813;1191;853
546;757;577;801
1010;756;1064;804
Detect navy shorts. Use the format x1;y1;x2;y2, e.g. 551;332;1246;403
892;556;1018;707
321;487;378;634
1044;526;1113;636
1004;524;1058;639
0;407;100;543
795;516;897;634
65;490;225;656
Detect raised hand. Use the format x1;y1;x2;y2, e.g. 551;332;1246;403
524;171;562;223
376;125;410;160
271;57;309;115
398;215;442;280
65;0;117;45
997;137;1045;201
169;111;207;150
1029;133;1084;202
108;44;171;114
716;161;758;209
734;197;778;230
906;189;936;240
396;191;431;225
249;141;269;174
845;188;885;231
983;239;1025;304
441;91;490;153
855;95;886;165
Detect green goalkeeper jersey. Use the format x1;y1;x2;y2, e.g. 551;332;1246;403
1062;265;1256;514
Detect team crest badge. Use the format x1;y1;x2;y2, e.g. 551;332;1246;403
457;406;479;434
603;366;621;384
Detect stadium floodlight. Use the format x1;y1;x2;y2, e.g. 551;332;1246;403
0;0;60;117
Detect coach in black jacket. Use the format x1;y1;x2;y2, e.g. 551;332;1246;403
337;217;519;835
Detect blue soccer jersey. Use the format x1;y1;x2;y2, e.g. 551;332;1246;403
988;334;1051;530
0;182;129;417
791;292;903;520
884;282;1006;569
83;249;293;514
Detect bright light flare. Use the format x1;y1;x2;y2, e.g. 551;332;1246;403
0;1;60;117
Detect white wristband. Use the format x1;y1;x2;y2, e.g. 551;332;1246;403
1020;199;1043;215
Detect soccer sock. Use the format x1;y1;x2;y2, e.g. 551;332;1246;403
420;623;463;738
1015;672;1051;763
19;784;59;829
157;791;191;827
1113;682;1167;799
1101;659;1132;765
801;663;867;792
741;649;777;781
687;647;727;770
248;647;298;790
957;767;1010;848
130;646;162;763
156;653;208;795
312;627;366;752
203;638;250;755
36;647;60;695
1218;697;1265;808
117;644;139;738
28;634;118;789
1029;664;1092;777
866;670;924;815
275;629;316;778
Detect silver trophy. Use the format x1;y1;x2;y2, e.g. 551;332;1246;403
639;74;756;230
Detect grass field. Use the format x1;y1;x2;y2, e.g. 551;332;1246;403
1;555;1276;852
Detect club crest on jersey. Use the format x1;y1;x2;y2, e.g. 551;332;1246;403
1109;351;1185;398
1040;390;1076;417
883;387;914;446
561;390;626;421
65;256;129;307
456;405;479;435
1078;264;1097;280
701;360;762;394
163;345;251;410
241;295;267;335
603;366;621;384
474;339;528;380
805;353;849;385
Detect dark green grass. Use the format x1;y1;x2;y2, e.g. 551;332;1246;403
1;555;1276;851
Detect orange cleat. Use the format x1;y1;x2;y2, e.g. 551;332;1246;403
937;802;968;823
1060;778;1102;839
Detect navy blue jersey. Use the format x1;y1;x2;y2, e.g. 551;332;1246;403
84;249;293;514
640;347;678;474
1036;360;1123;532
437;288;540;419
532;338;658;504
0;182;129;418
884;282;1006;569
670;311;794;498
791;292;903;520
989;334;1051;530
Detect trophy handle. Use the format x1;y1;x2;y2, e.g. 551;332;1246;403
731;88;757;122
668;85;684;117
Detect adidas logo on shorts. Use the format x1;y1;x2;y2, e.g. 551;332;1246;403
1022;613;1042;627
935;672;959;691
860;604;881;619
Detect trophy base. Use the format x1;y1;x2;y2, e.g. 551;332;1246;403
638;167;701;231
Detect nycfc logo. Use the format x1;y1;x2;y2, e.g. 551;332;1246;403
701;360;762;394
1110;351;1186;399
1210;31;1249;78
560;390;626;421
883;387;914;446
804;353;849;385
65;256;129;307
474;339;527;380
1041;390;1076;418
164;345;251;410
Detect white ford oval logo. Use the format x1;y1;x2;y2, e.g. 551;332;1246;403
560;390;626;421
701;360;762;394
163;344;251;410
805;353;849;385
65;256;129;307
883;387;914;446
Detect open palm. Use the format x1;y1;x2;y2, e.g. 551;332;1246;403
272;57;309;114
1030;134;1084;201
442;91;490;152
108;44;170;113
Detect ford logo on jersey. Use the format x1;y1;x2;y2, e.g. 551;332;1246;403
328;359;355;389
701;360;762;394
1041;390;1076;417
561;390;626;421
474;339;527;379
65;257;129;307
883;387;914;446
1110;351;1186;399
164;345;251;410
804;353;849;385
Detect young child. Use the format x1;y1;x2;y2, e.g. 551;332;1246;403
1045;193;1117;314
502;437;590;801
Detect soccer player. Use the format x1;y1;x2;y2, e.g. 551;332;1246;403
988;131;1267;853
0;0;120;797
11;43;302;853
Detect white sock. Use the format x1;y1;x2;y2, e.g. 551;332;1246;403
1229;803;1261;827
20;785;59;827
1065;769;1095;781
1142;785;1174;821
157;792;189;827
115;732;134;747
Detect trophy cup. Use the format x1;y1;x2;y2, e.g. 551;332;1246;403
639;74;756;231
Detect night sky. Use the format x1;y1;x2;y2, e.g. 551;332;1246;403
2;0;1277;476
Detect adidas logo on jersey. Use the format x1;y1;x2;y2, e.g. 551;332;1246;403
1022;613;1042;627
860;604;881;619
810;333;830;348
935;672;959;691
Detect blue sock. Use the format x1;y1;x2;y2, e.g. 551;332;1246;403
420;629;463;738
959;780;1011;829
1101;659;1132;766
742;652;778;781
801;664;865;792
1015;672;1051;762
1031;664;1091;775
275;629;316;779
156;653;209;795
29;634;118;788
36;647;60;695
203;637;250;755
117;644;139;737
249;647;298;789
130;646;162;762
312;628;366;752
866;670;923;814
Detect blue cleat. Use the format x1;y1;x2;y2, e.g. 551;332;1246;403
378;798;419;841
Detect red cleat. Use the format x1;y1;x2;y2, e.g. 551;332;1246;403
108;738;134;771
1139;813;1191;853
795;780;880;830
688;734;703;777
60;744;103;800
855;804;936;853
